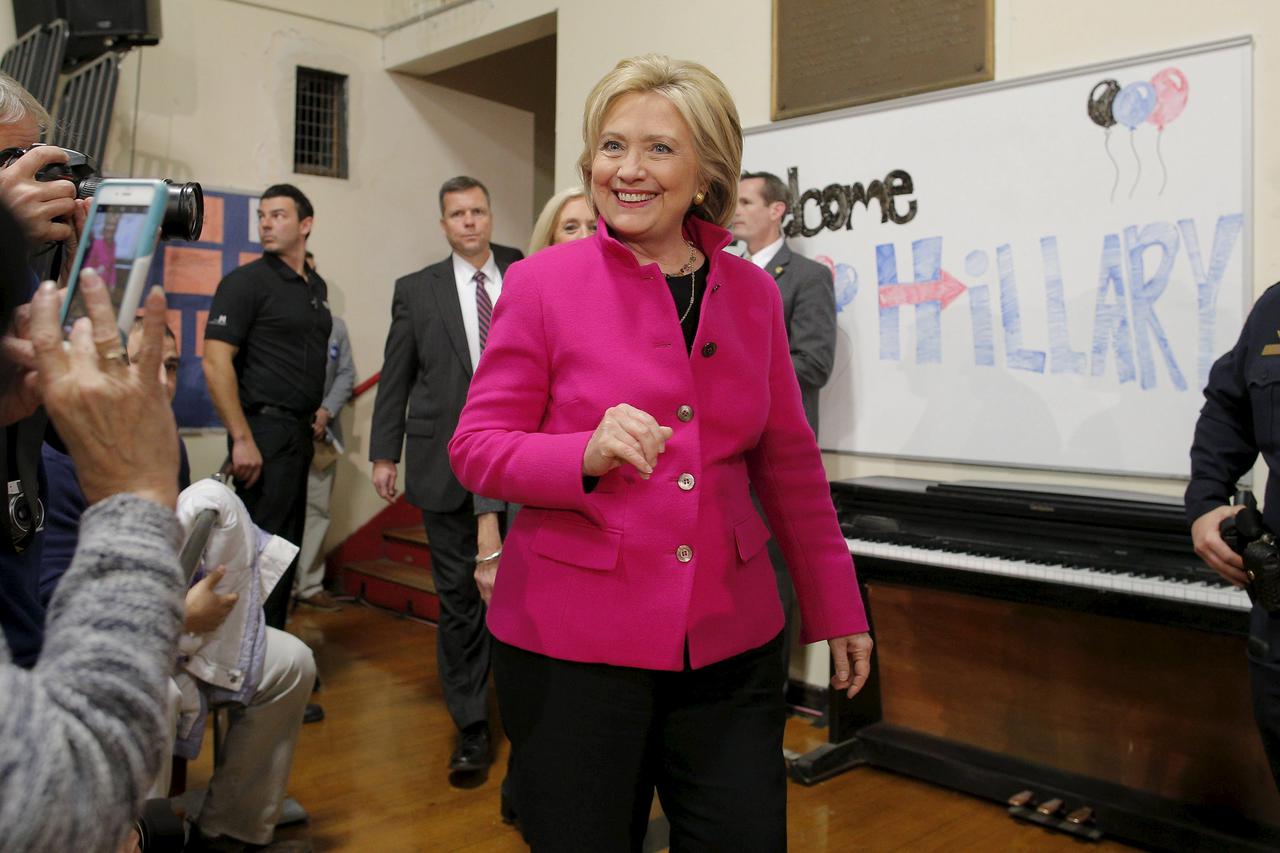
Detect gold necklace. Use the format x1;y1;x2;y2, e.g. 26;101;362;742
667;241;698;323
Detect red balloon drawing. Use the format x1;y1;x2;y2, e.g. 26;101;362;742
1147;67;1188;131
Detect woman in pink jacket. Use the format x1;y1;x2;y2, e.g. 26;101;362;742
449;54;872;851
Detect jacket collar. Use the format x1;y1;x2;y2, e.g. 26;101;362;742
595;216;735;280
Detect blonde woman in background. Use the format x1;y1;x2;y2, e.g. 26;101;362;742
527;186;597;254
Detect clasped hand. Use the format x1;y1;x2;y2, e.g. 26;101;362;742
582;403;674;478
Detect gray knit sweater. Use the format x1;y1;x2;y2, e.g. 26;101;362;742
0;493;184;853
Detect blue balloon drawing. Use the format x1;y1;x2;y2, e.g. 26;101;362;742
1113;81;1156;129
833;263;858;312
1112;81;1158;199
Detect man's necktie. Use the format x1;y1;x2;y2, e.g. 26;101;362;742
474;270;493;353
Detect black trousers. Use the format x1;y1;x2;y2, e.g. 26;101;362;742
233;412;312;630
421;498;491;732
1249;603;1280;790
493;633;788;853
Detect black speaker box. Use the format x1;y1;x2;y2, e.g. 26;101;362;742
12;0;161;65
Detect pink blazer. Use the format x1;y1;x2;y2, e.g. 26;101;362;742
449;216;868;670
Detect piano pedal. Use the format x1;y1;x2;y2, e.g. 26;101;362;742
1006;791;1103;842
1066;806;1094;825
1007;790;1035;808
1035;798;1064;817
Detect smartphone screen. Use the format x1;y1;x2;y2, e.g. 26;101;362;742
63;203;156;330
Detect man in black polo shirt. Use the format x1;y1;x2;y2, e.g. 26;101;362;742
204;184;332;629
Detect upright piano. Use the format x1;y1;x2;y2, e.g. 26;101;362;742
793;477;1280;851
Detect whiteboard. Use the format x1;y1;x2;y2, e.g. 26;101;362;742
742;38;1251;479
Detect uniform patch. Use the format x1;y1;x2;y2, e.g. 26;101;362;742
1263;331;1280;356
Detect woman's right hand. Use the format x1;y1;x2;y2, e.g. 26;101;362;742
582;403;673;479
31;272;180;509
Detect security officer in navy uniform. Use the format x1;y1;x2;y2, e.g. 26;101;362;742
1187;283;1280;788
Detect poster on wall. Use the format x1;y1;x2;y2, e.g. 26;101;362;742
146;189;261;430
742;38;1251;479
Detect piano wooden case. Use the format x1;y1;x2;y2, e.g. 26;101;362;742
797;477;1280;851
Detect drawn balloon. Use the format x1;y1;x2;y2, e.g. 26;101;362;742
1147;67;1189;194
1148;67;1189;130
1113;81;1157;198
1087;78;1120;128
1088;78;1122;203
1113;81;1157;128
833;263;858;312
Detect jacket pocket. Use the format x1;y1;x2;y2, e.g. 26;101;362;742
733;512;773;563
405;417;435;437
531;516;622;571
1247;360;1280;450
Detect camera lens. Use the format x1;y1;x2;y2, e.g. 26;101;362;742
162;180;203;242
77;175;103;200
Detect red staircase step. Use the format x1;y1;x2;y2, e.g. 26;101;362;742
384;526;428;546
382;526;431;569
342;558;439;622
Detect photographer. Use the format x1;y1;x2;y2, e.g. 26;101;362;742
1187;282;1280;789
0;73;90;671
0;196;186;852
0;72;88;264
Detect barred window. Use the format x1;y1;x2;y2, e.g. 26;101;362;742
294;67;348;179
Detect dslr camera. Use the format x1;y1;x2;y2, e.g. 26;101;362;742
1219;493;1280;613
6;478;43;553
0;143;204;241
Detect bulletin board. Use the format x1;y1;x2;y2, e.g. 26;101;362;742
146;188;262;429
742;38;1251;478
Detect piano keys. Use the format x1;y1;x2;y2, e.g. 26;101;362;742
793;477;1280;852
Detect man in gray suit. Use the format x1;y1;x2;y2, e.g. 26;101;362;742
733;171;837;432
295;251;356;612
369;176;522;777
733;170;837;686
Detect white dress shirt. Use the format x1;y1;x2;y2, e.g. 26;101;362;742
750;235;787;270
452;251;503;371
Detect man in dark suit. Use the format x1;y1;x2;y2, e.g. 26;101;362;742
369;176;522;777
732;170;837;686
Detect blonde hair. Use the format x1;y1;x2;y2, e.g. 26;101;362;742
578;54;742;229
0;72;49;136
528;187;587;254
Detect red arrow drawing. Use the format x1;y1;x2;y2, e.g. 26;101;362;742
878;270;967;310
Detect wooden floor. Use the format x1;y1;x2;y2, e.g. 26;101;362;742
185;603;1134;852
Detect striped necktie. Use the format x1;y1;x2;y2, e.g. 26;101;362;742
474;270;493;352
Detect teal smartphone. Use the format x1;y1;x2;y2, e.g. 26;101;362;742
59;178;169;339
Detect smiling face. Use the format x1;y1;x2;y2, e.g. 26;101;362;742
589;92;702;251
552;196;596;245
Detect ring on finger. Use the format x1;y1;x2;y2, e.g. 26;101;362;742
99;347;127;365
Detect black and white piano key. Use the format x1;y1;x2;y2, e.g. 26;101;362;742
845;537;1250;612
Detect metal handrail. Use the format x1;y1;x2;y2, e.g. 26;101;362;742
177;470;228;584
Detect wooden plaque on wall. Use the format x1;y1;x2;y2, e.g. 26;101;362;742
772;0;993;120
